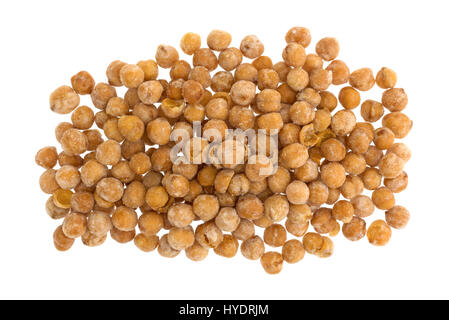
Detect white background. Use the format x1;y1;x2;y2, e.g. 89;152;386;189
0;0;447;299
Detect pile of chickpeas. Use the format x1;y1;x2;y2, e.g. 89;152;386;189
36;27;411;274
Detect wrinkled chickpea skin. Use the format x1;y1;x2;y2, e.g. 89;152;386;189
38;27;412;274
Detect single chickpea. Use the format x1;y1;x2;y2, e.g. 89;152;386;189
155;45;179;68
134;233;159;252
227;173;250;196
326;60;350;85
228;106;255;130
387;143;411;163
240;35;264;59
252;56;273;70
282;42;306;67
180;32;201;55
236;194;264;220
282;239;305;264
326;188;341;205
147;117;171;145
280;143;308;169
58;151;83;168
315;236;334;258
260;251;283;274
285;26;311;47
321;162;346;189
53;225;75;251
105;97;128;117
211;71;233;93
35;146;58;169
364;146;384;167
213;207;239;232
137;59;159;81
185;241;209;261
164;174;190;198
361;100;384;122
351;195;375;218
60;128;88;155
96;177;124;203
84;129;104;151
145;186;169;210
286;180;309;205
278;123;299;147
93;111;109;130
257;112;284;133
360;167;382;190
332;200;354;223
234;63;258;83
129;152;151;175
288;102;315;127
71;71;95;95
310;68;332;91
286;67;309;91
122;181;146;209
257;68;280;90
49;85;80;114
183;80;204;104
342;152;366;175
207;30;232;51
137;80;163;105
320;138;346;161
384;171;408;193
376;67;397;89
232;219;255;241
218;47;243;71
338;86;360;109
46;196;69;219
349;68;375;91
245;154;275;182
267;166;290;193
192;194;219;221
91;82;117;110
53;189;73;209
382;112;412;139
340;175;364;199
95;140;121;166
373;127;395;150
287;204;312;225
157;234;180;257
230;80;256;106
385;205;410;229
195;221;223;248
169;60;191;81
103;118;124;142
319;91;338;111
119;64;144;89
55;122;74;143
313;109;331;133
138;212;164;235
167;226;195;251
264;194;289;222
308;180;329;206
214;234;239;258
276;83;295;105
87;211;112;236
142;171;163;189
106;60;126;86
263;224;287;248
331;110;356;136
62;212;87;239
367;220;392;246
118;115;145;142
379;152;405;179
347;127;371;154
240;236;264;260
285;219;309;237
311;208;337;234
55;165;80;190
124;88;141;107
193;48;218;71
342;216;366;241
302;54;323;74
122;140;145;160
316;37;339;61
80;160;107;187
302;232;323;254
294;159;319;183
372;187;395;210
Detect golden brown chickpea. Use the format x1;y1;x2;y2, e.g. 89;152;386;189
240;236;265;260
264;224;287;247
71;71;95;95
55;165;80;190
321;162;346;189
96;177;124;203
313;109;331;132
137;59;159;81
230;80;256;106
155;45;179;69
122;181;146;209
382;112;412;139
124;88;141;107
138;80;163;105
342;216;366;241
60;128;88;156
147;117;171;145
214;234;239;258
79;160;107;187
103;118;123;142
326;60;350;85
84;129;103;151
360;100;384;122
308;180;329;206
129;152;151;175
214;207;240;232
367;220;392;246
302;232;323;254
134;233;159;252
195;221;223;248
287;204;312;225
180;32;201;55
46;195;69;219
285;180;309;205
53;225;75;251
35;146;58;169
326;188;340;205
386;205;410;229
332;200;354;223
138;211;164;236
118;115;145;142
185;241;209;261
49;85;80;114
167;226;195;251
218;47;243;71
309;68;332;91
182;79;204;104
351;195;375;218
340;175;364;199
260;251;283;274
95;140;121;166
87;210;112;236
231;219;254;241
252;56;273;70
379;152;405;179
192;194;219;221
331;110;356;136
157;234;179;257
276;84;295;105
295;159;319;183
320;138;346;161
360;167;382;190
105;97;128;117
286;67;309;91
145;186;169;210
207;30;232;51
376;67;397;89
349;68;375;91
342;152;366;175
373;127;395;150
282;42;306;67
347;127;371;154
119;64;144;89
338;86;360;109
264;194;289;222
311;208;337;234
91;82;117;110
289;101;315;126
62;212;87;239
372;187;395;210
285;26;311;47
302;54;323;74
364;146;383;167
282;239;305;263
384;171;408;193
193;48;218;71
316;37;339;61
257;68;280;90
106;60;126;86
318;91;338;112
279;143;308;169
257;112;284;133
240;35;264;59
211;71;233;93
387;143;411;163
285;219;309;237
236;193;264;220
170;60;191;81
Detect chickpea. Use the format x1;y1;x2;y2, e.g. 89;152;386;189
252;56;273;70
164;174;190;198
195;221;223;248
46;196;69;219
145;186;169;210
340;175;364;199
316;37;339;61
193;48;218;71
134;233;159;252
91;82;117;110
387;143;411;163
232;219;255;241
286;67;309;91
260;251;283;274
347;127;371;154
319;91;338;112
351;195;374;218
332;200;354;223
117;115;145;142
61;128;88;155
138;212;163;236
180;32;201;55
379;152;405;179
282;239;305;264
349;68;375;91
55;165;80;190
280;143;308;169
360;167;382;190
167;226;195;251
241;236;265;260
326;188;341;205
214;234;239;258
192;194;219;221
342;152;366;176
95;140;121;166
372;187;395;210
320;138;346;161
70;71;95;95
342;216;366;241
384;171;408;193
308;180;329;206
287;204;312;225
285;218;309;237
286;180;309;205
185;241;209;261
338;86;360;109
376;67;397;89
53;225;75;251
147;117;171;145
364;146;383;167
155;45;179;69
326;60;349;85
122;181;146;209
331;110;356;136
285;27;311;47
382;112;412;139
373;127;395;150
321;162;346;189
136;59;158;82
157;234;179;257
367;220;392;246
207;30;232;51
49;85;80;114
263;224;287;247
240;35;264;59
264;194;289;222
282;42;306;67
138;80;163;104
311;208;336;234
62;212;87;239
35;146;58;169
